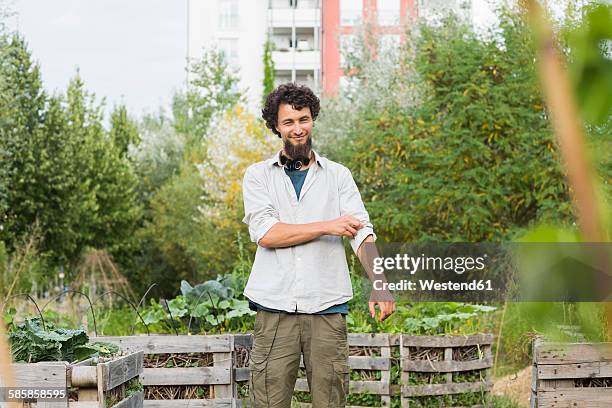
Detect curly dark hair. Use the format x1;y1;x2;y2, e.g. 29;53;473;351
262;83;320;137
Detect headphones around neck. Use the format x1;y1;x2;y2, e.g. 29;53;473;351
280;153;310;171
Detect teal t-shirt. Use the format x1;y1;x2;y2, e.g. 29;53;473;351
284;167;309;199
248;167;349;315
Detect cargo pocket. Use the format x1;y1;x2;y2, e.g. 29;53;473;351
249;360;267;407
329;360;349;407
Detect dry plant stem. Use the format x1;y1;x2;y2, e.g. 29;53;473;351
526;0;611;338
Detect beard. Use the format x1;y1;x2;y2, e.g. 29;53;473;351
283;134;312;161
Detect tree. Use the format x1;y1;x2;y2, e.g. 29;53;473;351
173;47;244;145
109;104;140;157
63;74;142;261
262;40;275;102
324;12;580;242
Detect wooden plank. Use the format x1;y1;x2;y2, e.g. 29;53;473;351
294;378;388;395
233;334;253;348
402;381;492;397
111;392;143;408
297;355;390;371
444;348;453;384
399;335;409;408
234;367;249;382
102;351;143;391
535;342;612;365
401;334;494;348
143;399;234;408
348;333;399;347
10;363;68;388
69;402;101;408
380;346;391;406
140;367;231;386
537;360;612;380
212;347;233;399
94;336;232;354
538;388;612;407
349;356;390;371
401;357;492;372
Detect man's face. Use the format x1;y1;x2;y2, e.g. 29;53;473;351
276;103;313;159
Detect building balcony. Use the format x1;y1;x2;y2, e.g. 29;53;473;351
272;50;320;70
268;7;320;28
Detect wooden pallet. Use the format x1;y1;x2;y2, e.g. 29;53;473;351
234;333;398;407
400;334;494;407
532;338;612;408
7;351;143;408
96;335;234;408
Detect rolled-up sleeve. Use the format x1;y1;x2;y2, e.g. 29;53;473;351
338;166;377;254
242;166;279;245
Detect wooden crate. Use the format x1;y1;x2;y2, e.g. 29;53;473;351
532;339;612;408
96;335;234;408
233;333;398;407
8;351;144;408
400;334;493;408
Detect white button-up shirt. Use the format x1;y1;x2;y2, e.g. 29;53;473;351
242;150;376;313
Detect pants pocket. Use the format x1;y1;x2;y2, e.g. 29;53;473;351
329;360;349;407
249;360;267;407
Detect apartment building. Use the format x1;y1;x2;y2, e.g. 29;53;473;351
187;0;268;111
187;0;473;109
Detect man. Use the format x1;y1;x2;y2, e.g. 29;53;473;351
242;83;395;407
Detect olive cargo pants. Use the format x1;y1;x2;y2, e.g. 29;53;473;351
249;310;349;407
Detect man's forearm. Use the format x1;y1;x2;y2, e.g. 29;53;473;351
357;235;394;301
259;221;328;248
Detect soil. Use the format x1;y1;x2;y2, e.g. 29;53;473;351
492;366;532;408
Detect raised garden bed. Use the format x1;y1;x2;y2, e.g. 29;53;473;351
532;338;612;408
9;350;144;408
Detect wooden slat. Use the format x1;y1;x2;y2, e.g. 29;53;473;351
535;342;612;365
402;357;492;372
102;351;144;391
112;391;144;408
401;334;494;348
212;351;233;399
295;378;388;395
143;399;234;408
538;388;612;407
538;360;612;380
380;346;391;406
348;333;399;347
141;367;230;386
10;363;68;388
402;381;492;397
95;335;232;354
297;355;390;371
234;367;249;382
233;334;253;348
69;402;100;408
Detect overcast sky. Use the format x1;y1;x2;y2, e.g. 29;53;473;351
7;0;499;121
9;0;187;119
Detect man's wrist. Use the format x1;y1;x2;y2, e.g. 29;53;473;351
316;220;330;236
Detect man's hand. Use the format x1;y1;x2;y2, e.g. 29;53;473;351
369;301;396;321
325;215;363;238
368;292;396;321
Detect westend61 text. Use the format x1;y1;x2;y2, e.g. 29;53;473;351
373;279;494;292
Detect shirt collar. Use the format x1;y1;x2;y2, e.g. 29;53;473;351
266;150;326;169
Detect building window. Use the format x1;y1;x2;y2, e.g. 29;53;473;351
219;38;239;67
340;0;362;26
377;0;400;25
218;0;239;30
